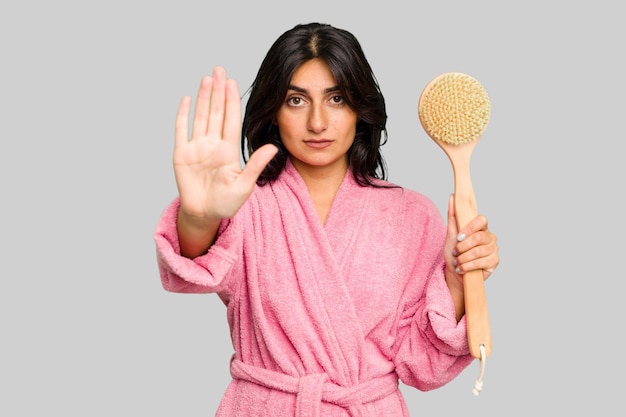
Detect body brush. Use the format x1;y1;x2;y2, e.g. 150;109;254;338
418;72;492;395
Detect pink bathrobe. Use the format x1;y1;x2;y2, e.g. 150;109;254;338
154;160;473;417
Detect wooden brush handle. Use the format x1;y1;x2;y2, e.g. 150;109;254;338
463;269;492;358
452;162;492;359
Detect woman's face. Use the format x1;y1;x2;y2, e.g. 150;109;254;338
276;58;358;175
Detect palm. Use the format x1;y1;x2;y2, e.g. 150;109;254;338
173;67;277;221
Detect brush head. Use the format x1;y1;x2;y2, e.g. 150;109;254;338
418;72;491;146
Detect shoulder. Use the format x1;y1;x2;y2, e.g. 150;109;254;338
367;179;444;232
370;179;439;213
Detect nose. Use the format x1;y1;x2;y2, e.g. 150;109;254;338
307;103;328;133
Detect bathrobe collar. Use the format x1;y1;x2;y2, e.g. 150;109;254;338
268;159;374;385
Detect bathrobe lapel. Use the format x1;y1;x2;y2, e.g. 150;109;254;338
270;162;371;386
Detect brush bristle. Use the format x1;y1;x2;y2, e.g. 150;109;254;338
418;73;491;146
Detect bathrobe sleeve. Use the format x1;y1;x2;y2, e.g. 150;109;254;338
391;192;474;391
153;197;244;297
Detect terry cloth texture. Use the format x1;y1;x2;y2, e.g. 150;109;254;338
154;159;472;417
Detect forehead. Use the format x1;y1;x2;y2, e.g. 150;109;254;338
290;59;338;90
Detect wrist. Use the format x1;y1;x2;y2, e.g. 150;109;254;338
176;209;221;258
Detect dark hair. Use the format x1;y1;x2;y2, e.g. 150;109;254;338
241;22;389;187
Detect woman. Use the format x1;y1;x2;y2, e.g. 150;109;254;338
155;22;499;417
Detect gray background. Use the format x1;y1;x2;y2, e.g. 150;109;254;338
2;0;623;415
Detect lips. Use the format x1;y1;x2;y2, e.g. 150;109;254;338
303;139;333;149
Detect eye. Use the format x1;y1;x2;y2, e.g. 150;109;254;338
286;96;305;106
330;95;344;104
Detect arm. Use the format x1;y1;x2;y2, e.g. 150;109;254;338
393;268;474;391
390;196;471;391
392;194;499;390
154;197;242;294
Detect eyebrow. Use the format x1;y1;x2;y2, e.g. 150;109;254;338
287;84;341;94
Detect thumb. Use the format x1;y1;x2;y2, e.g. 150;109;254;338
447;194;458;237
240;144;279;185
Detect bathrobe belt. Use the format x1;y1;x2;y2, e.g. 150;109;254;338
230;359;399;417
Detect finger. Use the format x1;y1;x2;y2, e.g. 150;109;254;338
456;228;497;255
447;194;458;236
455;234;498;270
240;144;279;185
222;78;242;146
175;96;191;149
207;67;227;138
457;251;499;277
191;75;213;138
458;214;489;240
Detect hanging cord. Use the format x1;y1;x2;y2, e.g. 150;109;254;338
472;344;486;396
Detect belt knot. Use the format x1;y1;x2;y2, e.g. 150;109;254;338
230;359;398;417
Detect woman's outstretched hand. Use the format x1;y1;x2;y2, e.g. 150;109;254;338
174;67;278;257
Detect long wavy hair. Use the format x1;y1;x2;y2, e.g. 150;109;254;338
242;23;390;187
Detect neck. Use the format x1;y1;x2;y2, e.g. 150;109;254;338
290;157;348;225
290;156;348;194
